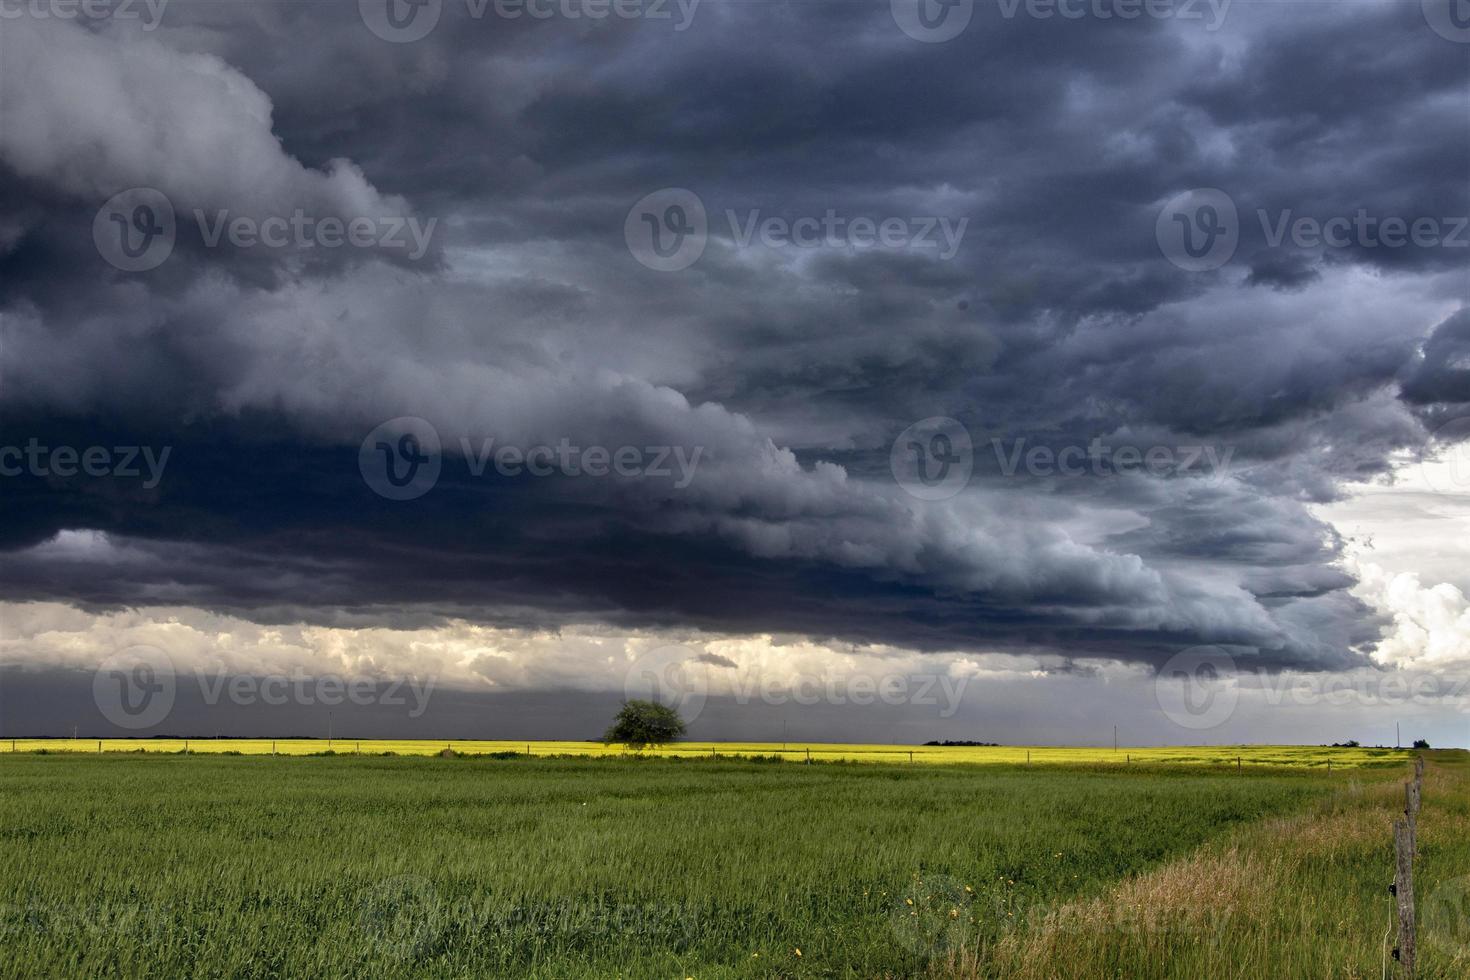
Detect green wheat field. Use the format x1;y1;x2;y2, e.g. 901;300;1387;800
1;747;1466;978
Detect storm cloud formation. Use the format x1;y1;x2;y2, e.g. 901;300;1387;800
1;0;1468;682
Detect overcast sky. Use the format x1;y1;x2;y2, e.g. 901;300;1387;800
1;0;1467;746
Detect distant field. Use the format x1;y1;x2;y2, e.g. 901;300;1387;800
3;751;1467;977
0;753;1354;979
0;738;1411;769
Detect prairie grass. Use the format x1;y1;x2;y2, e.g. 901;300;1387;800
0;753;1370;978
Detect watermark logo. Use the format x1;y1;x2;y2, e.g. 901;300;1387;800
891;416;974;501
892;0;1228;41
459;436;702;487
889;873;974;954
360;0;697;41
0;0;169;30
620;649;971;723
1422;417;1470;495
93;188;175;272
93;645;176;730
1255;671;1470;710
195;669;436;717
1423;875;1470;952
1154;645;1238;731
96;189;438;270
359;420;705;501
991;437;1234;480
626;190;967;269
0;439;170;487
193;209;437;260
891;0;974;42
1156;188;1238;272
356;875;443;959
996;0;1229;29
360;0;442;42
0;899;171;939
93;656;436;730
360;417;443;501
622;644;709;724
1159;189;1468;271
625;188;707;272
1423;0;1470;43
727;670;969;717
1257;209;1468;251
726;209;967;259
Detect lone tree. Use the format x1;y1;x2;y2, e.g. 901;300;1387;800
603;700;686;750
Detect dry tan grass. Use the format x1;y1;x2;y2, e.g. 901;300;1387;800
930;762;1450;980
970;848;1284;979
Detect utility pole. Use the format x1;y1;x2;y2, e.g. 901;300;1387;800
1396;722;1401;749
328;711;333;748
1113;725;1118;753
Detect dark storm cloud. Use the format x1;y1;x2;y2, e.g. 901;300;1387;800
1402;309;1470;407
0;0;1467;674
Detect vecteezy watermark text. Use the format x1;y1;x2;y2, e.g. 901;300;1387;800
194;210;437;260
355;875;699;962
890;0;1228;44
93;188;438;272
359;416;704;501
1154;645;1470;731
0;439;170;488
889;417;1236;501
195;671;435;718
623;645;970;725
624;188;968;271
0;0;168;29
725;210;968;260
1157;188;1469;272
359;0;699;43
93;645;436;730
991;437;1234;479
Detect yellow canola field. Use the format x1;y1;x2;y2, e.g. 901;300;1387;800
2;739;1407;769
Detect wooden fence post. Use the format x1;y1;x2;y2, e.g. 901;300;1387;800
1392;757;1425;975
1393;819;1416;975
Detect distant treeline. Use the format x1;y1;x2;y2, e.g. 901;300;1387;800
923;740;1000;747
1324;740;1430;749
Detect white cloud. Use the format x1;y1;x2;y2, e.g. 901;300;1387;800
1353;561;1470;671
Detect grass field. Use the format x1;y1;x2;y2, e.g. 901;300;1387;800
2;749;1465;978
0;738;1412;770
